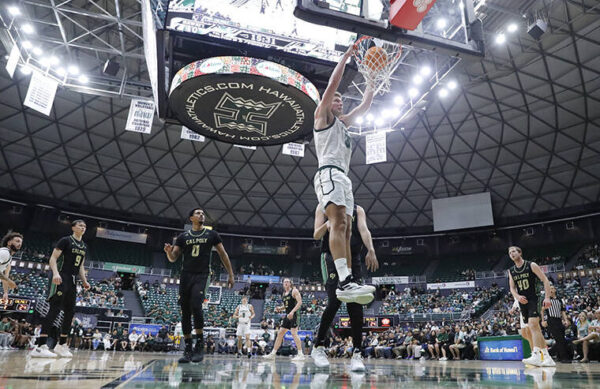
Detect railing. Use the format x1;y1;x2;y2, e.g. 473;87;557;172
395;312;467;323
476;262;566;279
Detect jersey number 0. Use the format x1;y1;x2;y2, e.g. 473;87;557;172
191;245;200;257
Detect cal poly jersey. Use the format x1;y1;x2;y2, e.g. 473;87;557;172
321;205;362;256
509;260;540;299
314;117;352;173
0;247;12;272
55;235;87;276
174;228;222;274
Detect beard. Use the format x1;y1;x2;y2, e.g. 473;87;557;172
8;243;19;252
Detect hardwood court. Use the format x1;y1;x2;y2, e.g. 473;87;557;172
0;350;599;388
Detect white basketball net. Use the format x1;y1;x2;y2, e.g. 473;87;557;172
353;36;403;95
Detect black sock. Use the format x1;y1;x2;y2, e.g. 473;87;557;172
36;335;47;346
59;335;68;345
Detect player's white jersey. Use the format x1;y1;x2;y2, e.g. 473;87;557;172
237;303;252;325
314;117;352;174
0;247;11;272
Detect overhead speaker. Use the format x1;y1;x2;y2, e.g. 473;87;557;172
103;59;120;76
527;19;547;40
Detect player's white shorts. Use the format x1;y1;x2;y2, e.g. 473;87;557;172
314;166;353;216
236;323;251;337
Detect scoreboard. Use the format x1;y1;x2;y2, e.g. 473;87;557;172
337;316;394;329
0;297;35;313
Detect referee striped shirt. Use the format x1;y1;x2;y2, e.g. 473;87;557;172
547;298;563;319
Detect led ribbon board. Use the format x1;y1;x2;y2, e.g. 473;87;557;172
169;56;320;146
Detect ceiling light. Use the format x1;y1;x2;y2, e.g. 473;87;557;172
20;65;32;75
447;80;458;90
394;95;404;105
436;18;447;30
420;66;432;76
356;116;364;125
49;56;59;66
394;108;402;117
507;23;518;33
495;33;506;44
56;67;66;77
412;74;423;85
408;88;419;98
68;65;79;75
22;41;32;49
22;24;34;34
382;109;392;118
366;113;374;122
78;74;89;84
438;88;449;98
8;6;21;16
375;118;383;126
32;47;43;56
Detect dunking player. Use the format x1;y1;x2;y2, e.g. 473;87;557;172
164;208;235;364
313;45;375;303
1;232;23;301
264;278;305;360
311;204;379;371
234;296;255;358
508;246;555;367
31;220;90;358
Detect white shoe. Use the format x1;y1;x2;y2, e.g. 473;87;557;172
292;354;305;361
541;354;556;367
439;357;447;361
53;344;73;358
523;351;543;367
311;346;330;368
350;352;366;372
336;282;375;304
30;345;58;358
263;352;276;360
310;373;329;389
354;293;375;305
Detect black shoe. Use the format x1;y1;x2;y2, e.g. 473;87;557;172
248;352;252;359
237;352;242;358
192;343;204;363
179;348;193;364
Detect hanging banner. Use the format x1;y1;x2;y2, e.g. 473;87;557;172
371;276;409;285
180;126;205;142
23;71;59;116
282;143;305;157
96;227;147;244
366;132;387;164
6;44;20;78
125;99;155;134
427;280;475;290
234;144;257;150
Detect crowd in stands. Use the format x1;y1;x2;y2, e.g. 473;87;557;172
75;276;124;309
237;261;282;276
574;242;599;270
379;285;503;318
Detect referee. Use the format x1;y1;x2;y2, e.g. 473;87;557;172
541;286;570;362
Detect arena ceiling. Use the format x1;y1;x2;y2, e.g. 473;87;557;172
0;0;599;232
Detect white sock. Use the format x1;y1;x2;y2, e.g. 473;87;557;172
533;347;541;354
334;258;350;281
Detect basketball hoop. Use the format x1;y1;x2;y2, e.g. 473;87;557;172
352;36;403;95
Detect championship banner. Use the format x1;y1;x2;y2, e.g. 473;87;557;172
241;274;281;283
125;99;155;134
366;132;387;164
371;276;409;285
427;280;475;290
282;143;305;157
6;44;20;78
181;126;205;142
478;336;531;361
102;261;146;274
24;71;59;116
96;227;147;244
128;323;162;336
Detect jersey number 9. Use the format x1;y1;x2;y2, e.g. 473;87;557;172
74;255;83;267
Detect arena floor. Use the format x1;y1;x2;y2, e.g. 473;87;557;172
0;350;598;388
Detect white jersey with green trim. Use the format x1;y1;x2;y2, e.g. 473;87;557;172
237;303;251;325
314;117;352;173
0;247;11;272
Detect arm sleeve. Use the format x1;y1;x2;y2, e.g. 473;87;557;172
212;231;223;246
174;233;186;248
55;237;70;251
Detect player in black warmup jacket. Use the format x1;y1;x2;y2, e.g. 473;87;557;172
164;208;235;363
31;219;90;358
311;204;379;372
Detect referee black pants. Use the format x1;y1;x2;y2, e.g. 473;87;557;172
547;317;570;361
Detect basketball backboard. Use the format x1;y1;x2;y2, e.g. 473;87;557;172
294;0;485;58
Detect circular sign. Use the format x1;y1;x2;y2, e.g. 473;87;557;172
169;57;320;146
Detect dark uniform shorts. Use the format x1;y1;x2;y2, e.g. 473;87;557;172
47;273;76;307
519;295;540;323
178;272;210;305
281;314;299;329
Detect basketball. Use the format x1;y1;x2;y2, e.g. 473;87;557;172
364;46;388;72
